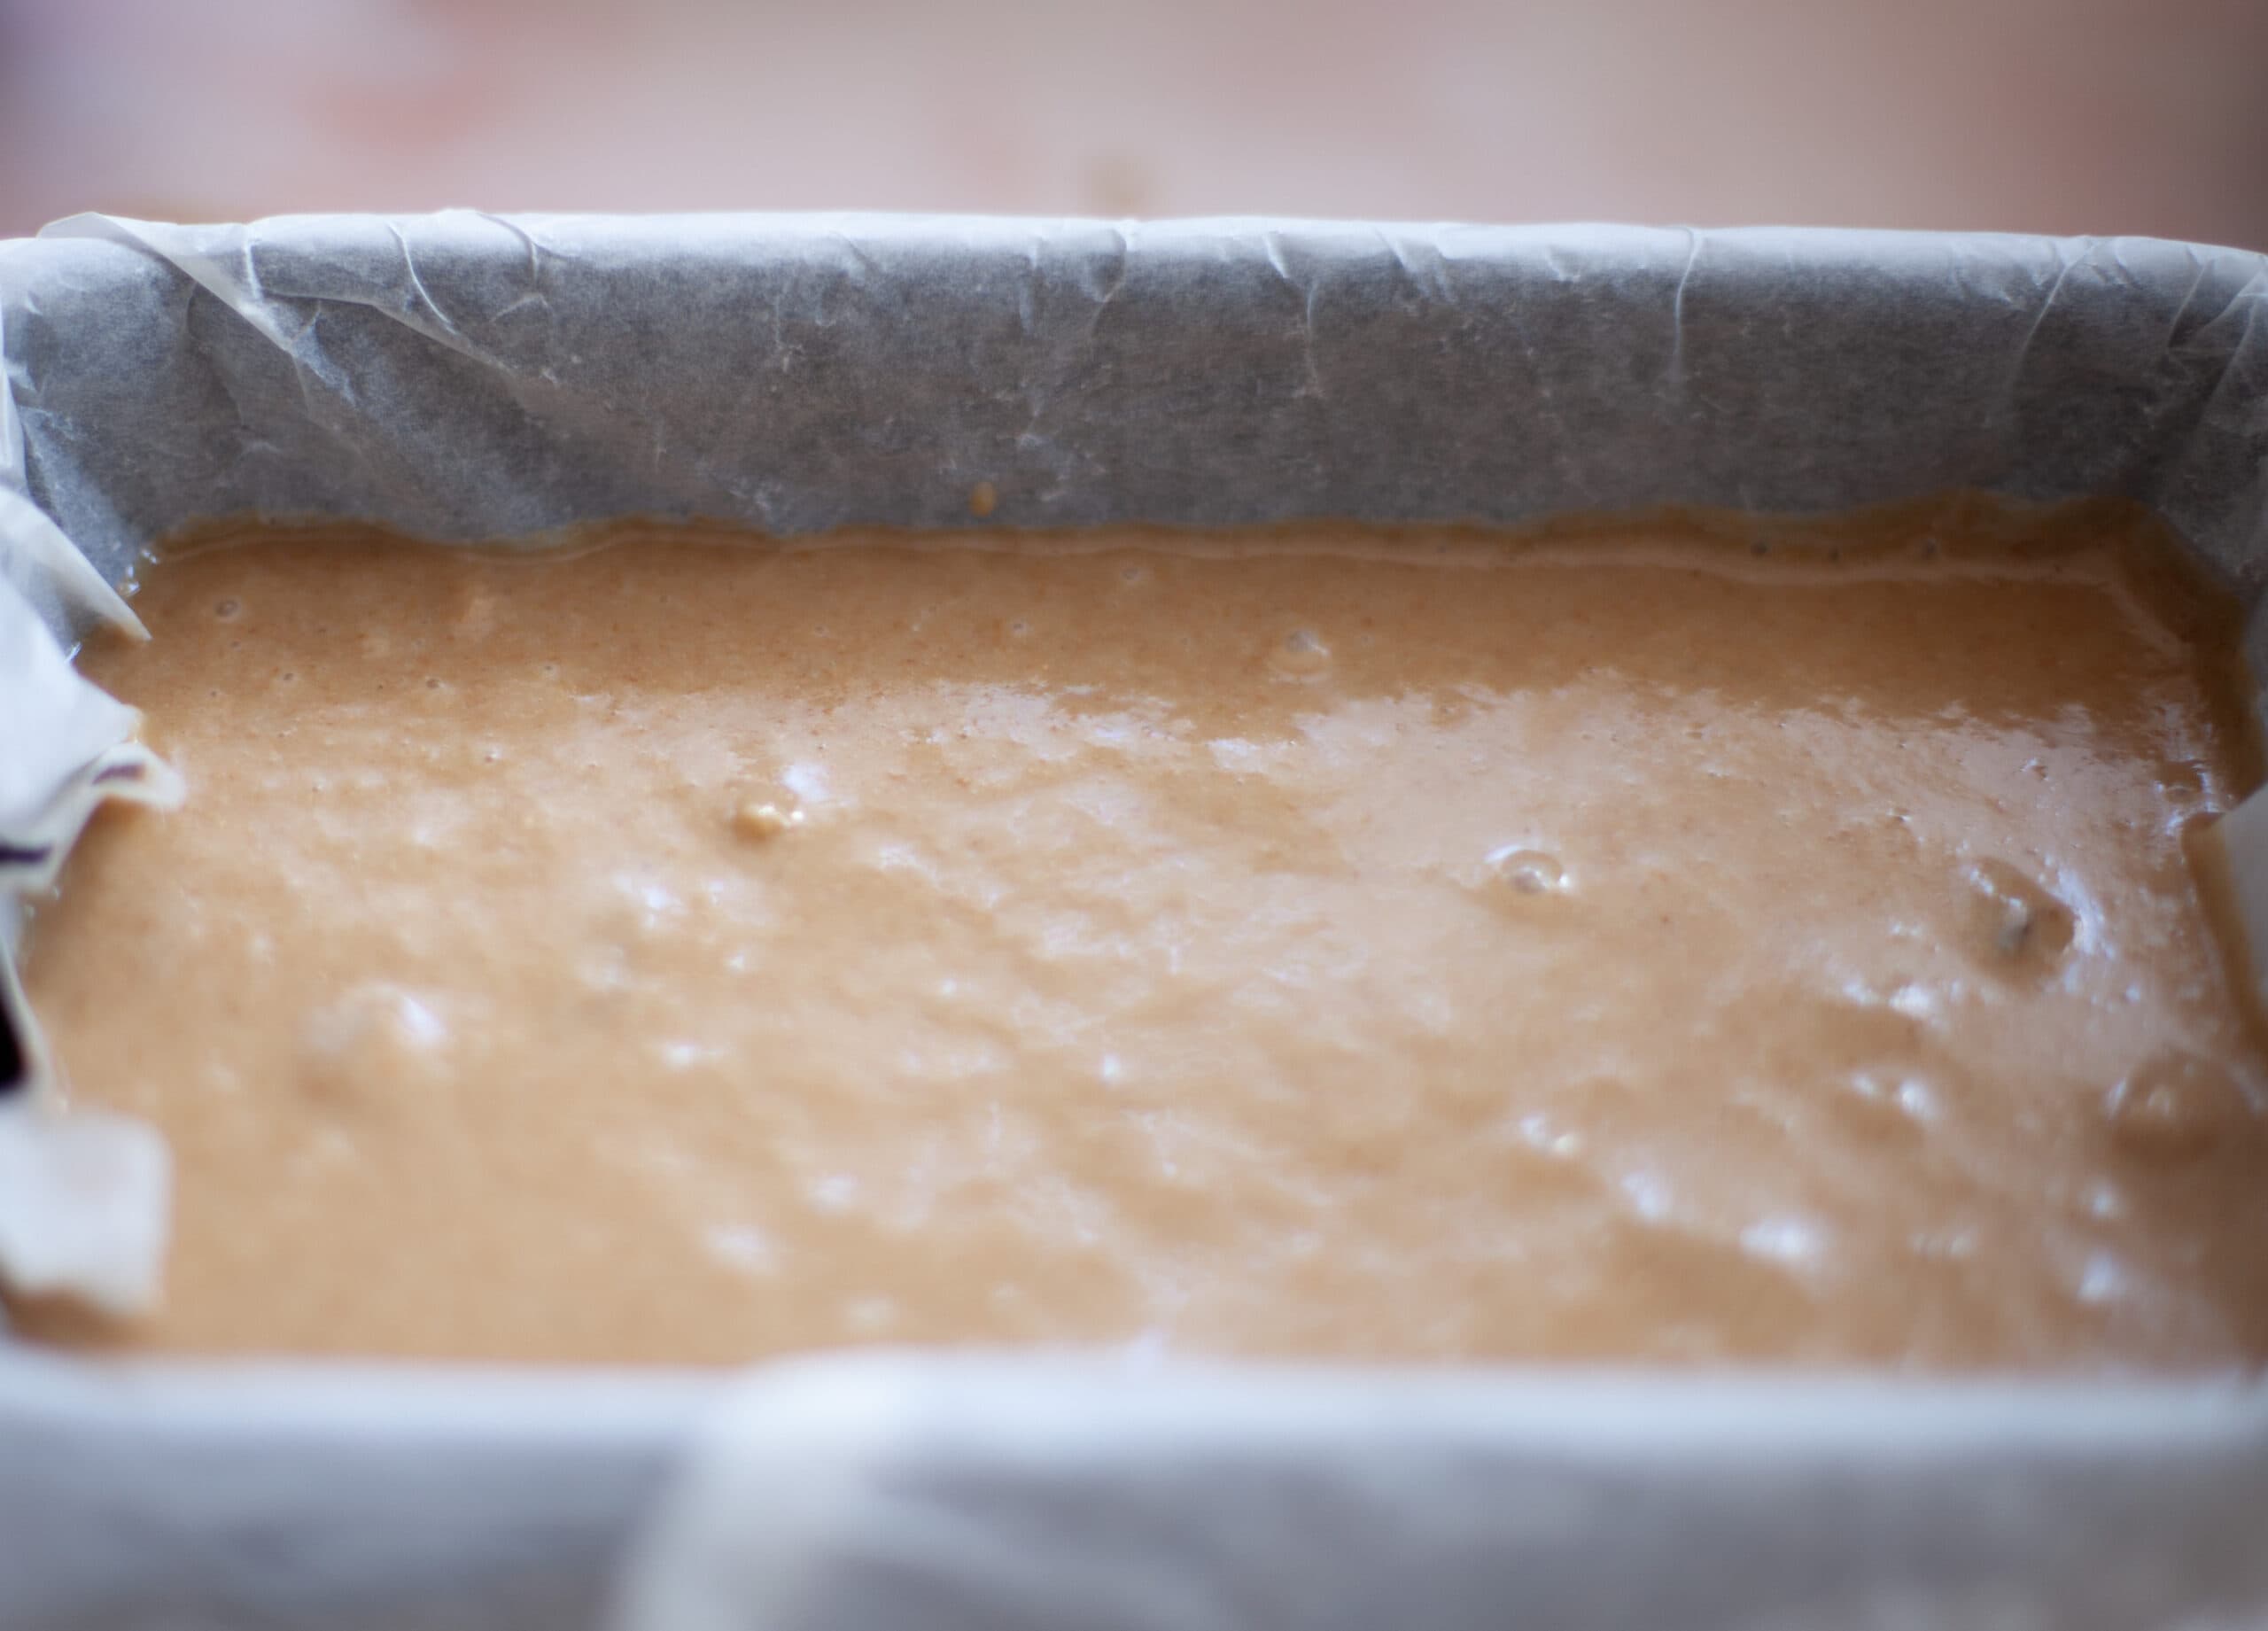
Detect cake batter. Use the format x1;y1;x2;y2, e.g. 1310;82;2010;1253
15;499;2266;1368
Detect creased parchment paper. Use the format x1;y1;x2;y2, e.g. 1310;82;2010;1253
617;1355;2268;1631
0;496;177;1315
2;214;2265;1631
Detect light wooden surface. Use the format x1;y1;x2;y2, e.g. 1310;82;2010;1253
3;0;2264;245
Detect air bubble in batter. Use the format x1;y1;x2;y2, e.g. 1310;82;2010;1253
1487;846;1565;897
298;983;450;1101
1963;858;2075;977
1269;628;1332;679
2106;1049;2257;1164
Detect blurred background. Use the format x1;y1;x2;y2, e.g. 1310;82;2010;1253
2;0;2264;245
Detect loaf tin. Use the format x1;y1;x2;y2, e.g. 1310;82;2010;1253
4;214;2265;1630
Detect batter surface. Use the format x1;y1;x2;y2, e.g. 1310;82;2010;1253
17;500;2268;1368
